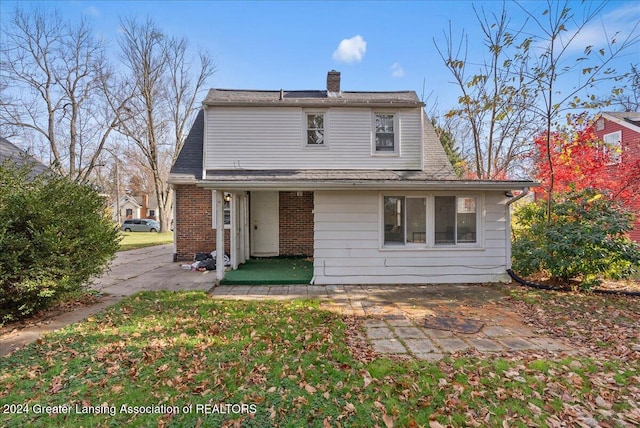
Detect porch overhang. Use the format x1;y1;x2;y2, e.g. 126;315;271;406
186;169;538;192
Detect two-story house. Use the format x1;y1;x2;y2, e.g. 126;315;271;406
169;71;535;284
593;111;640;242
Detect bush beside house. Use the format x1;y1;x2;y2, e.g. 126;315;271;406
0;160;120;323
512;189;640;288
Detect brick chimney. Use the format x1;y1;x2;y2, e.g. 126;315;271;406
327;70;341;95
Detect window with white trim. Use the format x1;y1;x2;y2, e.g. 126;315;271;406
211;190;231;228
603;131;622;164
434;196;477;245
382;194;478;247
306;112;325;146
374;113;396;153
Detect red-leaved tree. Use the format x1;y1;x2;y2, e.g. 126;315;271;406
533;119;640;206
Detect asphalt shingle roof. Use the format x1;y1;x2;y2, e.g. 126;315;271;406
170;110;204;182
0;137;49;176
203;89;423;107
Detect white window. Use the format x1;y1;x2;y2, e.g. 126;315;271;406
434;196;477;245
603;131;622;164
212;190;231;228
382;194;478;247
306;112;326;146
595;118;604;131
374;113;396;153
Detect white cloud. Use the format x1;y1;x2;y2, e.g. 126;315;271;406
561;3;640;53
84;6;101;17
332;35;367;63
390;62;405;78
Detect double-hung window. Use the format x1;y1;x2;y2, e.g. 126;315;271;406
306;112;325;146
374;113;396;153
603;131;622;164
382;194;478;247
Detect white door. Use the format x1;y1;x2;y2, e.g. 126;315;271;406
250;191;279;256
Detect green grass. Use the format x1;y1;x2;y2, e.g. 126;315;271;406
1;290;638;427
119;232;173;251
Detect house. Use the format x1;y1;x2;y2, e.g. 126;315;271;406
0;137;49;176
593;111;640;242
169;71;535;284
109;194;159;223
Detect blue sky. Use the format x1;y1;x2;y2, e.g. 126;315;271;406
2;0;639;113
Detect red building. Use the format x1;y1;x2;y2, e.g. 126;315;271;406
594;112;640;242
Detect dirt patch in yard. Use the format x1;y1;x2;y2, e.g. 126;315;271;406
0;293;104;336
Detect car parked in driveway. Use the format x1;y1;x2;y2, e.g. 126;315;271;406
121;219;160;232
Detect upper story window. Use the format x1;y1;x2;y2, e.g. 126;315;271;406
374;114;396;153
603;131;622;164
306;113;325;146
595;118;604;131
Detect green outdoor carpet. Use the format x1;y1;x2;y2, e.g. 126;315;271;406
220;257;313;285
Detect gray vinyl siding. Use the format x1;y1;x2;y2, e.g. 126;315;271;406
313;191;510;284
205;107;422;170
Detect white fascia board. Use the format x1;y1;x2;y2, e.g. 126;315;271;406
196;180;537;192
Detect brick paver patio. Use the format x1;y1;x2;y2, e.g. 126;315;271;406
210;284;571;360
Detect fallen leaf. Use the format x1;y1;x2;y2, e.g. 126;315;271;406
382;413;394;428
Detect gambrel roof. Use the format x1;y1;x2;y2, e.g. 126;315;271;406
170;89;459;185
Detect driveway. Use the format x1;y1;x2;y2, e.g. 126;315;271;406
1;245;213;356
90;244;214;297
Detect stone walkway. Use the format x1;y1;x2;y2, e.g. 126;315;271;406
211;284;571;360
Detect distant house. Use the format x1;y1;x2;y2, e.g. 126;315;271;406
593;112;640;242
169;71;535;284
109;194;159;223
0;137;48;176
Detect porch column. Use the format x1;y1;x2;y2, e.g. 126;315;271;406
230;192;238;270
215;189;225;281
239;192;248;264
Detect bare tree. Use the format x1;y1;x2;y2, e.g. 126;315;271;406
515;0;639;216
0;6;123;182
116;17;215;232
434;4;538;179
609;64;640;112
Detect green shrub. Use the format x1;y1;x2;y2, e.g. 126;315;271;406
0;159;120;323
512;189;640;289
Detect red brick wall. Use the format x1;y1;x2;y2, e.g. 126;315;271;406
595;119;640;242
279;191;314;256
174;185;229;261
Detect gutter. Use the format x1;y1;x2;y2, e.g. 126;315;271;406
193;180;537;192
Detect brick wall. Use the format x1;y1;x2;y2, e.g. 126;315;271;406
174;187;314;260
279;191;314;256
174;185;229;261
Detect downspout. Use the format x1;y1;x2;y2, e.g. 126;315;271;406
505;187;529;271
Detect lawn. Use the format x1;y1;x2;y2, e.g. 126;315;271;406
1;289;638;427
119;232;173;251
